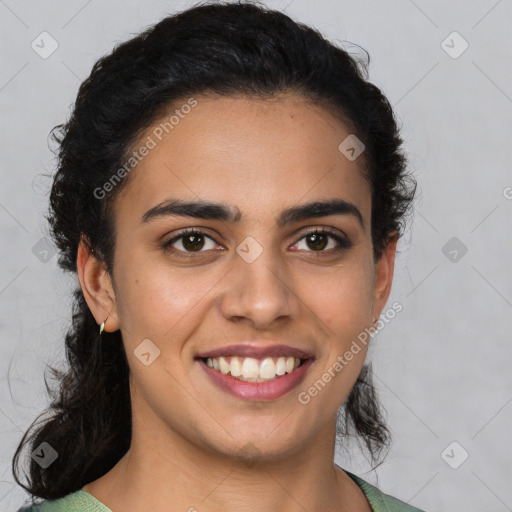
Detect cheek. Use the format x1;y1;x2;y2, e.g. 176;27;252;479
297;265;373;414
302;258;374;333
114;257;223;351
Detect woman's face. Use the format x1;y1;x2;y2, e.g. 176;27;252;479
83;93;396;462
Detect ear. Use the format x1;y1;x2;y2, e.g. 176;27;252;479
371;231;398;321
77;236;119;333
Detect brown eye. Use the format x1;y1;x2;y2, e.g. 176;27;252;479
293;228;351;254
162;229;219;257
181;232;206;252
304;232;328;251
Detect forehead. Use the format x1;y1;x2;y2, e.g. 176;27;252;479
113;93;371;230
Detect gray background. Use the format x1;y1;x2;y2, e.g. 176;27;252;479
1;0;511;510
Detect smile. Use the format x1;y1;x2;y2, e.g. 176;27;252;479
203;355;304;382
197;356;314;401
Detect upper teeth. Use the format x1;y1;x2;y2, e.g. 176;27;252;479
206;356;301;382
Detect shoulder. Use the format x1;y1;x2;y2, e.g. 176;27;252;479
344;470;427;512
16;489;112;512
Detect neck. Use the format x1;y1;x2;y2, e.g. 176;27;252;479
83;404;371;512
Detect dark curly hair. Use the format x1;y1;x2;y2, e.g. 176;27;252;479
12;0;416;501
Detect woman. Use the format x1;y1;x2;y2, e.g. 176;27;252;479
13;2;422;511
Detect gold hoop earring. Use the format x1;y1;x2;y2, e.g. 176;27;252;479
99;319;107;335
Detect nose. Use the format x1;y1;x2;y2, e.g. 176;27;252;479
218;244;301;330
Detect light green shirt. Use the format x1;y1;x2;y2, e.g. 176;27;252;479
17;470;425;511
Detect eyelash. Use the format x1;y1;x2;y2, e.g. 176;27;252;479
162;228;352;259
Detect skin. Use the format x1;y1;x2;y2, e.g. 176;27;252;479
78;93;397;512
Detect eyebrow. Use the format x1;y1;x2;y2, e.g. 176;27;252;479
141;198;365;230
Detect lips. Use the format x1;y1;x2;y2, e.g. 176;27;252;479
195;343;315;401
198;357;314;401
